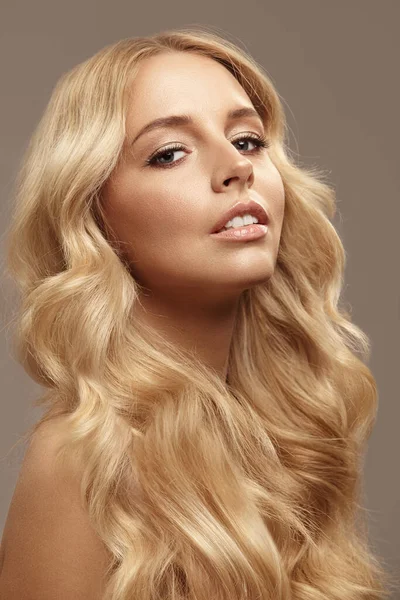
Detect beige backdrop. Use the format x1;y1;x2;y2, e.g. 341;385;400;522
1;0;399;590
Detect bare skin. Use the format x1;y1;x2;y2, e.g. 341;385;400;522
0;418;112;598
102;51;285;380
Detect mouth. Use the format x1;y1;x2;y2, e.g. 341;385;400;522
210;199;269;234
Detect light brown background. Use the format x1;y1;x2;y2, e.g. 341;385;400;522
1;0;399;590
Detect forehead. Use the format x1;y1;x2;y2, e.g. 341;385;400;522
126;51;252;119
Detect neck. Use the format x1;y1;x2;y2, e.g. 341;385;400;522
133;287;241;381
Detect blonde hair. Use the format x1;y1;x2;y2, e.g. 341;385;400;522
4;26;396;600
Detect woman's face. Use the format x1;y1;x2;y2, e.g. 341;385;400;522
102;51;285;303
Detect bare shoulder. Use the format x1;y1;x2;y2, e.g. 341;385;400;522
0;417;112;599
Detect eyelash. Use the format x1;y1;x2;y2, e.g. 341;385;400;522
144;132;271;169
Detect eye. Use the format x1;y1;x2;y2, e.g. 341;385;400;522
144;132;270;169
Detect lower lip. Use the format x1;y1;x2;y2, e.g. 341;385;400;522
210;224;268;241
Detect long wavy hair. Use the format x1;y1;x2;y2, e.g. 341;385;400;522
4;26;396;600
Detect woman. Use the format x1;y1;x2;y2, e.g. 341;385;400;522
0;27;394;600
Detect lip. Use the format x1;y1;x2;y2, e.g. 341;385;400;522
210;199;270;234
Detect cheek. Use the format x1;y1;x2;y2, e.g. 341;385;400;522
133;176;204;233
267;166;285;217
275;178;285;213
104;177;196;247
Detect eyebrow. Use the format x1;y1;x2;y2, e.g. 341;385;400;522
130;106;264;147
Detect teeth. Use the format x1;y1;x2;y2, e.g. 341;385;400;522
223;214;259;230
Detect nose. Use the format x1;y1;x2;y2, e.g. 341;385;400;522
223;160;254;188
212;145;255;192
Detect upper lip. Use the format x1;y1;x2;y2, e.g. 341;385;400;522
210;199;270;234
